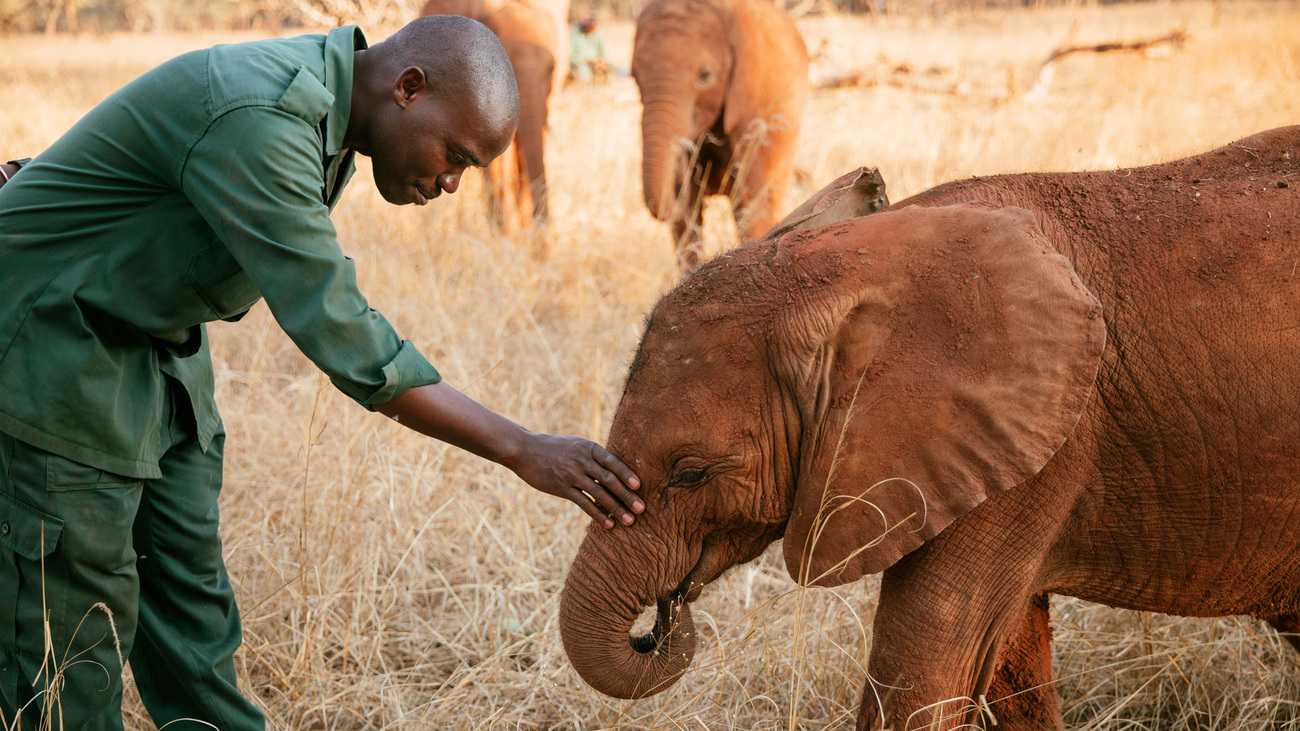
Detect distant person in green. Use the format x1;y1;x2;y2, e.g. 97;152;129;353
0;16;643;731
568;16;611;84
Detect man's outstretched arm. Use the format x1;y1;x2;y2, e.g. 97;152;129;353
375;382;643;529
178;110;641;529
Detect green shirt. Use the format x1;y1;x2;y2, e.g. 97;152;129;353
568;25;608;83
0;26;441;480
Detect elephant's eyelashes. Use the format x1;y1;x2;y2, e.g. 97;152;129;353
666;454;744;489
674;469;708;486
665;458;712;488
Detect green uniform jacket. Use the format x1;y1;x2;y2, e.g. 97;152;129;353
0;27;441;480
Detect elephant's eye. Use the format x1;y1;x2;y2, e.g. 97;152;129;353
671;467;709;487
696;69;713;85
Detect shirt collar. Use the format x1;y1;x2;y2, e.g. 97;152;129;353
323;24;367;157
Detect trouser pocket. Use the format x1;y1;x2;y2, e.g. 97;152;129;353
0;477;66;722
0;434;143;730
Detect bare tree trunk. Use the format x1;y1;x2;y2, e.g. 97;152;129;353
64;0;77;33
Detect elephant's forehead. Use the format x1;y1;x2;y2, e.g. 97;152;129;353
637;310;761;375
613;369;756;447
626;327;762;415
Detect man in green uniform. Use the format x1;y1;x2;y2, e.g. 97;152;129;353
568;17;611;84
0;15;642;730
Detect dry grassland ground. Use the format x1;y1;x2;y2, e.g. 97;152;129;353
3;1;1300;727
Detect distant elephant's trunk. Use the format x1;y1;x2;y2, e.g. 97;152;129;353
559;531;697;699
640;94;693;222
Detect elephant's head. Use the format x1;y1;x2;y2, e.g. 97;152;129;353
559;201;1106;699
631;0;799;222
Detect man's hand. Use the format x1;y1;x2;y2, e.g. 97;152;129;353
374;381;643;529
504;433;643;529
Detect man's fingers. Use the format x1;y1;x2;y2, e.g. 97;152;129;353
589;463;645;515
567;487;616;529
591;445;641;490
578;477;636;526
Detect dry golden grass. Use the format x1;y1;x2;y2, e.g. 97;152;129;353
4;1;1300;727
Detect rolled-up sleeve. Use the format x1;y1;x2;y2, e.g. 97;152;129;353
180;105;441;407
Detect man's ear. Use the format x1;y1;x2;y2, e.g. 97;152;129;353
394;66;428;107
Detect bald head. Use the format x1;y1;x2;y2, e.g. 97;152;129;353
350;14;522;206
378;15;521;132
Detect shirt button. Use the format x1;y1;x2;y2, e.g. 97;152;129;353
0;523;9;536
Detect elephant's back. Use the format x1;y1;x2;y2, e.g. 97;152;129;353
892;126;1300;337
897;128;1300;617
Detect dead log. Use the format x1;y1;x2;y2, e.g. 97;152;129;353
1024;26;1188;100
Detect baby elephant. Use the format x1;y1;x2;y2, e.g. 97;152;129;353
633;0;809;265
560;126;1300;729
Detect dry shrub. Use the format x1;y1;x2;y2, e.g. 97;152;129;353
4;1;1300;727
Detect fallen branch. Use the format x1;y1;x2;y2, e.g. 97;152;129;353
815;65;967;95
1024;26;1188;100
1042;26;1189;66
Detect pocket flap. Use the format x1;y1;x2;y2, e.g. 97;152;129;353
0;492;65;561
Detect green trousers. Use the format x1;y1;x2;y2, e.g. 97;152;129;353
0;381;264;731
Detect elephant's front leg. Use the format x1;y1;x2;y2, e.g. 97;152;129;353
984;593;1063;731
1263;614;1300;655
859;564;1061;730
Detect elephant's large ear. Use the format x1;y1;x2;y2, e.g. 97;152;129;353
722;0;808;142
780;204;1105;588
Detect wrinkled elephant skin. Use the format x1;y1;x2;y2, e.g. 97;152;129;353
420;0;568;235
559;126;1300;729
632;0;809;266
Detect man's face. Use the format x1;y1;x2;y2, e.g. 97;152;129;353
368;67;516;206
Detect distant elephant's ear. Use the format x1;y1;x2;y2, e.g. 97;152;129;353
780;204;1105;588
722;0;808;142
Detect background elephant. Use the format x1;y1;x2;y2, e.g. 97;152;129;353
632;0;808;266
559;126;1300;729
420;0;568;234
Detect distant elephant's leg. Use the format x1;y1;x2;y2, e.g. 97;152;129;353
732;179;778;244
859;559;1048;731
1264;614;1300;654
516;58;552;226
672;172;705;267
672;215;703;267
984;593;1063;731
512;141;533;229
518;94;550;259
731;134;793;243
484;142;519;231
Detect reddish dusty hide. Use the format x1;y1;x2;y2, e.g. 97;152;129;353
559;126;1300;730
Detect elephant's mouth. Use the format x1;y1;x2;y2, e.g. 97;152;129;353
628;538;722;652
629;594;690;655
673;537;722;602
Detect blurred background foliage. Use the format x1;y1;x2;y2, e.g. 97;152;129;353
1;0;1157;33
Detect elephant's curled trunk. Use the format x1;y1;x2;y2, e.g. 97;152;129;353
559;541;697;699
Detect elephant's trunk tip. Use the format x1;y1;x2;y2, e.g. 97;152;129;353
560;568;698;700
